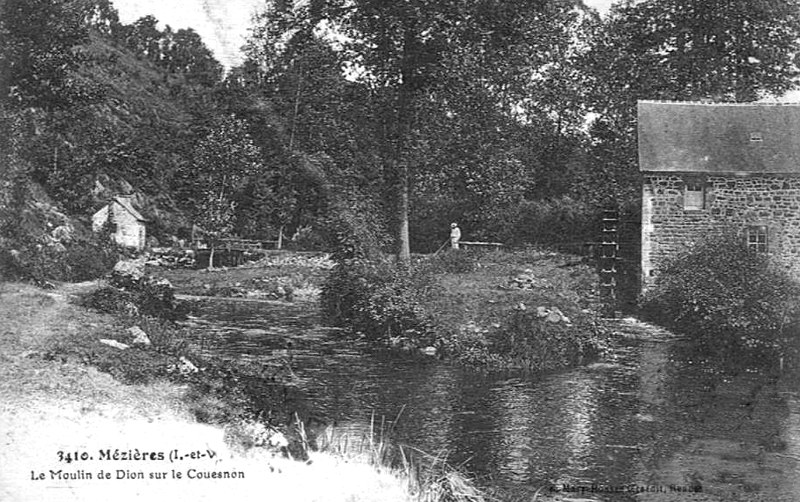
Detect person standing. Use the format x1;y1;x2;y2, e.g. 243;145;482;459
450;222;461;250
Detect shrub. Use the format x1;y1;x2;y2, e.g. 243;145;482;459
321;257;436;344
320;194;439;344
319;196;389;262
488;311;603;372
63;238;119;281
0;237;117;283
286;225;328;251
79;286;138;314
81;273;185;321
641;230;800;355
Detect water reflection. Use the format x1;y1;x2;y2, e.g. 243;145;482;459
184;299;800;498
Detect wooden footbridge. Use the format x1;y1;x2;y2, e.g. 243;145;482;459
193;238;279;268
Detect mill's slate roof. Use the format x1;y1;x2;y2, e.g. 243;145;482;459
638;100;800;174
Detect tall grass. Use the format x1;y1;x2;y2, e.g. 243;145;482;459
304;412;489;502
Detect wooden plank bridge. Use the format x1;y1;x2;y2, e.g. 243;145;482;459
193;238;279;268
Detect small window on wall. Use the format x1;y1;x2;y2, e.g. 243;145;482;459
746;226;768;253
684;181;705;210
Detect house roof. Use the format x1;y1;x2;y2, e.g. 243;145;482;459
112;196;146;222
638;100;800;174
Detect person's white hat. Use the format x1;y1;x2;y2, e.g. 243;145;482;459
451;222;458;227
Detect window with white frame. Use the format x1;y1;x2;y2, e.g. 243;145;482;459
746;226;768;253
684;180;705;210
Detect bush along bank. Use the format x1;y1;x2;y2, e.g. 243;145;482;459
321;248;612;372
640;230;800;364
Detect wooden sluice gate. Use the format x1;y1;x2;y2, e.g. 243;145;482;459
599;208;620;301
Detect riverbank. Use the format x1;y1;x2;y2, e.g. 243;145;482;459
0;281;457;502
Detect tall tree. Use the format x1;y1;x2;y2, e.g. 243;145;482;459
189;116;264;267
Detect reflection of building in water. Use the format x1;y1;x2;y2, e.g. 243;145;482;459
491;373;600;485
632;340;670;488
562;376;598;476
779;395;800;498
637;341;669;410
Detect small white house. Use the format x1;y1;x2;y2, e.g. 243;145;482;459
92;196;147;251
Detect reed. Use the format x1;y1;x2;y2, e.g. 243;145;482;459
305;412;490;502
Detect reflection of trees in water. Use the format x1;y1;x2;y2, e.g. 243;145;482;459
660;340;787;450
483;373;602;487
401;363;457;456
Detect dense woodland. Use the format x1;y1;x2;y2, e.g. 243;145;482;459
2;0;800;277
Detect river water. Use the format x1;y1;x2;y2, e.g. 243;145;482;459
182;299;800;501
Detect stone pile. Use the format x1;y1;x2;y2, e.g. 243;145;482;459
507;269;551;290
252;253;335;270
146;248;195;268
535;305;571;324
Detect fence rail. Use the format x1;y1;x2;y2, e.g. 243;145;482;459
193;238;279;251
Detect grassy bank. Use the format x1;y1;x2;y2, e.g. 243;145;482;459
323;248;612;372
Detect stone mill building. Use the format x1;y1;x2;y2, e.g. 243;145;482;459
638;100;800;286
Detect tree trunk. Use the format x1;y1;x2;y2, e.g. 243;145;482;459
397;164;410;264
208;246;215;269
277;225;284;250
393;20;418;266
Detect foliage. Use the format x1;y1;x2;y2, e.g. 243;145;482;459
591;0;800;107
487;311;604;372
79;285;136;314
0;0;97;110
115;14;223;85
321;256;437;344
320;195;390;262
410;195;599;252
106;270;185;320
0;236;118;284
187;115;264;203
641;230;800;355
503;197;598;248
185;115;266;265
